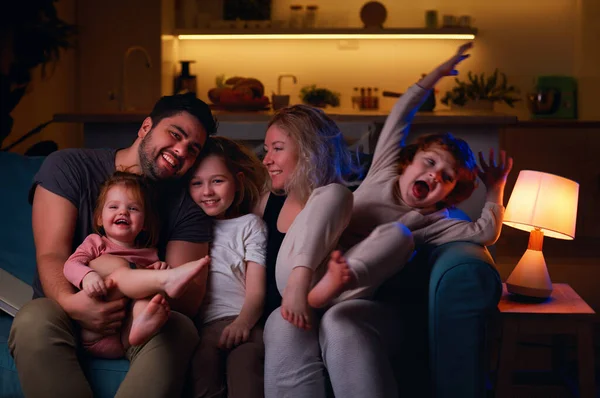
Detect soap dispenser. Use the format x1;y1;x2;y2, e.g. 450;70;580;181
174;60;197;95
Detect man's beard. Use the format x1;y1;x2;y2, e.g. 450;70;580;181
138;129;165;181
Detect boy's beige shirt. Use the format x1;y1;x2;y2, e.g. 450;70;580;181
340;84;504;251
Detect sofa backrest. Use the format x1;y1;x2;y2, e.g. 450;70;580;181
0;152;45;284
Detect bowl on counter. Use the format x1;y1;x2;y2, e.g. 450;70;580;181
210;97;270;112
527;89;560;115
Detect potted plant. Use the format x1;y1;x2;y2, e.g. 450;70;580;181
441;69;520;111
300;85;340;108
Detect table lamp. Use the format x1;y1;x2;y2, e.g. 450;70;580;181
503;170;579;299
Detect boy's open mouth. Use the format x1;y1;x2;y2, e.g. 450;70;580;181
412;180;430;200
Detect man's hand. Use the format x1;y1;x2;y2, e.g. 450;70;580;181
60;290;127;335
81;271;107;297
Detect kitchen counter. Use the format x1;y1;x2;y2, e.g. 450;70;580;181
53;109;518;126
515;119;600;128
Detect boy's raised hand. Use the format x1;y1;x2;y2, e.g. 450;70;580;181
478;149;513;204
437;42;473;76
419;42;473;90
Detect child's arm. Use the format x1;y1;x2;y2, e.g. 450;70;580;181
367;43;473;179
419;149;513;246
478;149;513;206
219;261;266;349
419;202;505;246
63;234;106;290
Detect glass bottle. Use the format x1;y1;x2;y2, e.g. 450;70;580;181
304;5;319;28
289;5;304;29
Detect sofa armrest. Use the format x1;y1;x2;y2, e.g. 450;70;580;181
427;241;501;398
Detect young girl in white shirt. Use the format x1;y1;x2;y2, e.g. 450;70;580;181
187;136;269;398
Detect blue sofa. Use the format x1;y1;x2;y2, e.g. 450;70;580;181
0;151;502;397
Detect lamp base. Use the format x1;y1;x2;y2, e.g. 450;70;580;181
506;283;553;299
505;248;553;299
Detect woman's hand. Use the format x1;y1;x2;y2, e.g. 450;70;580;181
219;320;251;350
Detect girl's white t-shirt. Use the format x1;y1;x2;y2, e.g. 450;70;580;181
200;213;267;324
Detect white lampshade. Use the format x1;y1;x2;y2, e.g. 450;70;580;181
503;170;579;240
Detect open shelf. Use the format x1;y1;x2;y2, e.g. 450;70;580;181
169;27;477;40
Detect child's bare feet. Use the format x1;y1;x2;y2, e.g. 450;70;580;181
308;251;354;308
163;255;210;298
281;267;312;330
129;294;170;346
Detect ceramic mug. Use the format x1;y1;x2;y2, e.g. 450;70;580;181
458;15;473;28
442;14;457;28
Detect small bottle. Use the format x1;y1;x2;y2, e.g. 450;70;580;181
353;87;360;109
373;88;380;109
289;5;303;29
174;60;197;95
304;5;319;28
366;87;373;109
360;87;366;110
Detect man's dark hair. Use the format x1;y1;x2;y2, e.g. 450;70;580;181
149;93;217;136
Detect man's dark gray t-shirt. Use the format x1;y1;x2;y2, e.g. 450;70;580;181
30;148;212;298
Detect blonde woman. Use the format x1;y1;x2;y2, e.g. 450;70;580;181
255;104;356;330
260;44;477;398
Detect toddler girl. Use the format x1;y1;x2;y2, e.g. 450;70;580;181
63;171;209;358
187;136;269;398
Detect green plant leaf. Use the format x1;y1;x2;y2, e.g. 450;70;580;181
443;68;520;106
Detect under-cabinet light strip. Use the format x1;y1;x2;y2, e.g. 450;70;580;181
176;33;475;40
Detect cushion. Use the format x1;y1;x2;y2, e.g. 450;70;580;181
0;312;21;397
0;152;45;285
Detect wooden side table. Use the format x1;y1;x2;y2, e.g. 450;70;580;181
496;283;596;398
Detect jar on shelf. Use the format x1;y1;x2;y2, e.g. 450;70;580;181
289;5;303;29
304;5;319;28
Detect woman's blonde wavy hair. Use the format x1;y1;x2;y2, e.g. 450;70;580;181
267;105;359;203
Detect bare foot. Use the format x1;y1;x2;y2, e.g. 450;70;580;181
308;251;354;308
163;255;210;298
129;294;170;346
281;267;312;330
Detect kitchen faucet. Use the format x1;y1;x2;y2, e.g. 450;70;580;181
119;46;152;111
277;74;297;95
